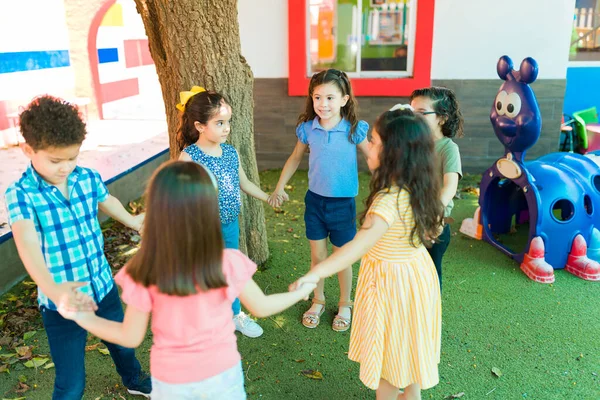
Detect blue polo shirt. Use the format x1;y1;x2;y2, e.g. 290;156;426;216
297;118;368;198
5;165;114;310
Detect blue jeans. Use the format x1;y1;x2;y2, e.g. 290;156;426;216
41;285;143;400
222;218;241;316
427;224;451;290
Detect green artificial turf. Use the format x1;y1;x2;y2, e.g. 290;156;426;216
0;170;598;399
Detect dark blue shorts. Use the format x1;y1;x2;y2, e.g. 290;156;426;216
304;190;357;247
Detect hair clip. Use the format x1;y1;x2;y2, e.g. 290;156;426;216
389;104;414;112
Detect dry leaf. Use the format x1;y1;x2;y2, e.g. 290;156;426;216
44;362;55;369
98;347;110;355
301;369;323;380
0;364;9;373
294;359;305;363
85;343;102;351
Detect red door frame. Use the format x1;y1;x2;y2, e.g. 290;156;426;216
288;0;435;96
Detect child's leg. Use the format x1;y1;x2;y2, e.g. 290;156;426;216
332;245;352;321
376;378;401;400
41;306;87;399
426;224;451;290
96;285;145;389
307;238;329;313
400;383;421;400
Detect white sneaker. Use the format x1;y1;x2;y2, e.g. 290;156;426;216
233;312;264;338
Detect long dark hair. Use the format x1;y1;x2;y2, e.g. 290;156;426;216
297;69;358;141
410;86;464;138
177;91;228;151
126;161;227;295
361;109;444;246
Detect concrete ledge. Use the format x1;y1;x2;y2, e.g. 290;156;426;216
0;149;169;295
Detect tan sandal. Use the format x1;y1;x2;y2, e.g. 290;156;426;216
302;298;326;328
332;301;353;332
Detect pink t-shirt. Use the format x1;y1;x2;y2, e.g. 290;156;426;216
115;249;257;384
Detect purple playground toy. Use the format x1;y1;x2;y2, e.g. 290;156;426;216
460;55;600;283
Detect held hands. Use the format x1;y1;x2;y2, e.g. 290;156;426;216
267;187;289;208
131;213;145;233
54;282;97;320
289;272;320;295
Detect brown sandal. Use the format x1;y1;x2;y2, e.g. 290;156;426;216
302;298;326;328
332;301;353;332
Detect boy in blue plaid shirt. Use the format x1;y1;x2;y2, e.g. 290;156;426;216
4;96;151;399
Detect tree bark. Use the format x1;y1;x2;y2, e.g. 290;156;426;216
133;0;268;264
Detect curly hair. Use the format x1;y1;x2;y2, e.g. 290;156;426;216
360;109;444;247
18;96;86;150
298;69;358;141
177;91;228;151
410;86;464;138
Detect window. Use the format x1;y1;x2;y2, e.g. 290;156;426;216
288;0;435;96
570;0;600;62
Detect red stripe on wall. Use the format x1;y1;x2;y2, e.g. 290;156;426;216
100;78;139;103
124;39;153;68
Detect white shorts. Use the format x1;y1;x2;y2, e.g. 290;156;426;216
150;362;246;400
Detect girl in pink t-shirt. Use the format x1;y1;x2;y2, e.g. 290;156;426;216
58;161;315;400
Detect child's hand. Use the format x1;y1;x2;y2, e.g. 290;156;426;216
131;213;145;233
268;187;289;208
54;282;97;319
295;282;317;300
289;272;320;293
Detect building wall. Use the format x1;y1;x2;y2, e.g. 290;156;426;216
240;0;574;173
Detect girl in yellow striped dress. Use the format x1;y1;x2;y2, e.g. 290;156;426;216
291;106;444;399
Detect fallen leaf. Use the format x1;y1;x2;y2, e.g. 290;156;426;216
15;381;29;393
301;369;323;380
445;393;465;399
23;357;48;368
85;343;102;351
0;364;8;373
15;346;32;359
294;359;305;363
17;375;27;383
44;362;55;369
287;228;294;233
492;367;503;377
98;347;110;355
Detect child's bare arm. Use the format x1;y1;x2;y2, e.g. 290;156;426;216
179;152;193;161
67;305;150;348
270;140;308;202
11;220;97;310
238;279;315;318
99;195;144;232
239;158;269;202
357;139;370;163
440;172;459;207
291;215;390;289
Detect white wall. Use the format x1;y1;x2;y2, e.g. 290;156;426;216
431;0;576;79
238;0;288;78
236;0;576;80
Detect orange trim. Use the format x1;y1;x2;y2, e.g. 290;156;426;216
88;0;117;119
288;0;435;96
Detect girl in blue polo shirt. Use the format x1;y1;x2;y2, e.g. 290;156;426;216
269;69;369;332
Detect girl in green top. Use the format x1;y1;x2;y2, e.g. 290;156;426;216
410;87;464;290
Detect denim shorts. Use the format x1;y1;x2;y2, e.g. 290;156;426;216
304;190;356;247
151;361;246;400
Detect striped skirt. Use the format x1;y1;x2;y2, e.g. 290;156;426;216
348;247;441;390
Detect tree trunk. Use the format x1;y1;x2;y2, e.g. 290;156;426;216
133;0;268;264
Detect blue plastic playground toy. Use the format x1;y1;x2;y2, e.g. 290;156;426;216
460;55;600;283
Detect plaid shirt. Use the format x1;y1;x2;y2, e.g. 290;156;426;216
5;164;114;310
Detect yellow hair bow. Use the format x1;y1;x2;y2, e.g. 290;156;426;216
176;86;206;111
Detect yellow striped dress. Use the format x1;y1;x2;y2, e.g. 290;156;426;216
348;186;441;390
